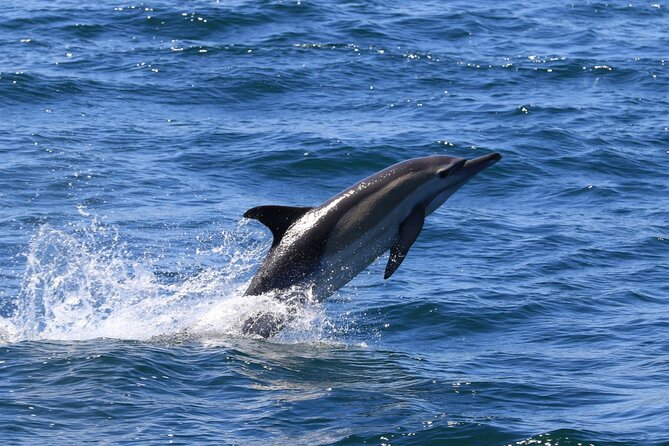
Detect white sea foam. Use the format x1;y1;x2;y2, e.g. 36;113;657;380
0;219;336;344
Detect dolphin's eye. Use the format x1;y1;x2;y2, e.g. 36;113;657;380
438;169;450;178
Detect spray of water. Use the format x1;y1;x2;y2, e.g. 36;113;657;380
0;219;337;344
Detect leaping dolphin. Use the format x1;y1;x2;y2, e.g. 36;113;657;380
242;152;501;337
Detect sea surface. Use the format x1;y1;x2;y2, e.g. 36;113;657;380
1;1;668;444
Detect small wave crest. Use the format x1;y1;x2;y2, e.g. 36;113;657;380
0;219;334;345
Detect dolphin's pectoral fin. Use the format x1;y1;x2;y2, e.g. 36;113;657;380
244;205;313;247
384;206;425;280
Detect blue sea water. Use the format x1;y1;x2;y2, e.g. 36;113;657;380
1;0;669;444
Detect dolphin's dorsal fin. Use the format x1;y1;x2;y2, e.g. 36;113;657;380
384;206;425;279
244;205;313;247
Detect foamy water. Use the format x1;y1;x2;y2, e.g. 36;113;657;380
1;220;336;345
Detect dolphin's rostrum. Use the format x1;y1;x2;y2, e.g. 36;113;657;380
242;152;501;337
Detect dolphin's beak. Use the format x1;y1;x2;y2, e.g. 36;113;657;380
461;152;502;176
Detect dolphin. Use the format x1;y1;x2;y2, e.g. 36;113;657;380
242;152;501;337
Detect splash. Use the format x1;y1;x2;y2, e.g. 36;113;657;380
0;219;336;344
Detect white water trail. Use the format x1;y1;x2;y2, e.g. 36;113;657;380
0;219;336;344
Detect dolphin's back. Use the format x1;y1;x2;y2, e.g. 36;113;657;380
243;159;433;298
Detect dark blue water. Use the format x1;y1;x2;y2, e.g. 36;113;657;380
1;1;668;444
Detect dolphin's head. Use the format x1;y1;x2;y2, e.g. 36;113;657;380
421;152;501;215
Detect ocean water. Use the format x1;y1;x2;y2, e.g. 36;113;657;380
1;0;668;444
